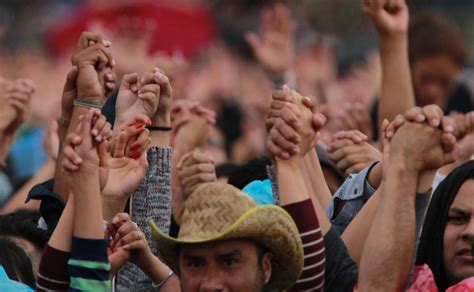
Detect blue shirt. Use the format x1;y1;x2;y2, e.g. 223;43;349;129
325;161;378;235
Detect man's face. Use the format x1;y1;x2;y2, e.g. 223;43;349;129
443;179;474;285
179;239;272;292
411;54;461;108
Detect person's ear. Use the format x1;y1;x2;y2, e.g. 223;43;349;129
262;252;273;284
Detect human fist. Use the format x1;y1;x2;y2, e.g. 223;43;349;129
178;150;216;199
390;121;456;172
72;41;114;102
328;130;382;175
362;0;409;37
1;78;34;134
331;102;373;141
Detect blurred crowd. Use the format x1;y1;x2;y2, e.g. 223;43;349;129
0;0;473;291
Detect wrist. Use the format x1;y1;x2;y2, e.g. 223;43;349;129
276;155;305;170
151;113;171;127
101;196;128;221
379;33;408;52
387;158;420;180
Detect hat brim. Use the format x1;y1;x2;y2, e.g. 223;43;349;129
149;205;304;291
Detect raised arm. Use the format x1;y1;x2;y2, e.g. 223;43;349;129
54;32;115;201
267;95;327;291
358;115;456;290
362;0;415;135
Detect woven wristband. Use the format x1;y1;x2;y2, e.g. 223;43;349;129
73;99;102;109
146;125;172;131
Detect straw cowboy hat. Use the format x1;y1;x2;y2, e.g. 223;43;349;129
149;182;304;291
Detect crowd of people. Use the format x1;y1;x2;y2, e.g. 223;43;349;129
0;0;473;291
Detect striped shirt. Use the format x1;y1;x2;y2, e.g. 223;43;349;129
283;199;326;291
67;237;111;291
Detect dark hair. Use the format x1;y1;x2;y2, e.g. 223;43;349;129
227;156;272;190
0;236;35;288
0;209;49;251
409;11;467;67
416;160;474;290
216;163;239;179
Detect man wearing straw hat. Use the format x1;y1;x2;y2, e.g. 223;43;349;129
150;182;304;291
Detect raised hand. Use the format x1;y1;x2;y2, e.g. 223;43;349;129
178;150;216;199
245;3;294;75
151;68;173;125
266;86;326;159
328;130;382;175
443;112;474;166
331;102;374;141
61;109;110;186
72;39;114;102
170;100;216;149
2;78;34;134
103;115;150;202
107;213;151;269
362;0;409;37
115;69;170;129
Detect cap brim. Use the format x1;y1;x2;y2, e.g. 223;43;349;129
149;205;304;291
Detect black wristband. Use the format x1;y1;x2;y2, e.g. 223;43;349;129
146;125;172;131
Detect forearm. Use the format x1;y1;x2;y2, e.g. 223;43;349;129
304;148;332;207
277;157;331;235
171;146;192;223
1;159;54;214
358;163;418;290
150;113;171;147
341;187;382;265
377;35;415;132
140;254;174;287
367;162;382;189
72;167;103;239
132;147;172;242
0;134;14;167
284;199;325;291
102;197;127;222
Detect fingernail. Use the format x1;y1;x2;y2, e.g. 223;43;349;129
431;118;440;127
282;153;290;159
129;150;140;159
91;129;98;136
96;135;102;142
387;130;393;138
416;114;425;122
75;158;82;164
111;59;116;67
135;121;144;129
146;118;152;125
293;147;299;153
446;125;454;132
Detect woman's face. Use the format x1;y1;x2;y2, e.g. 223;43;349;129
443;179;474;285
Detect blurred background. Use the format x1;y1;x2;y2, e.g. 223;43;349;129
0;0;473;200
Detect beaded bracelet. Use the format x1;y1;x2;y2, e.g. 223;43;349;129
73;99;102;109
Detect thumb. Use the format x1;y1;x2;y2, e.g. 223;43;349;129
98;140;109;168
